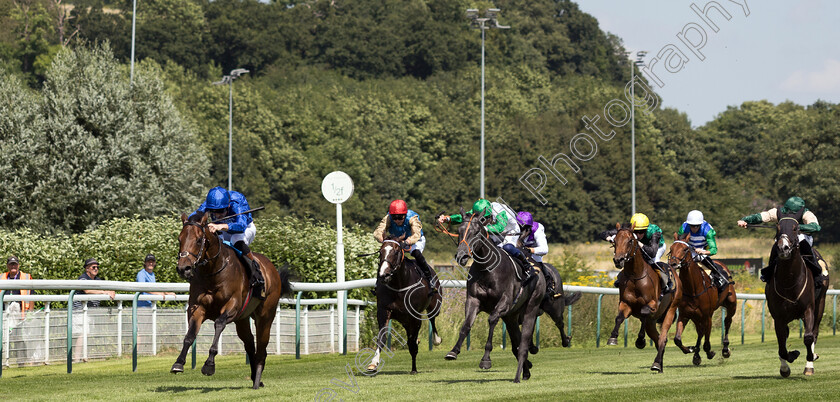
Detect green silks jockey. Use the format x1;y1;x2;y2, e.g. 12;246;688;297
439;199;509;235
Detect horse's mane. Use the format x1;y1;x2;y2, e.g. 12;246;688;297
618;223;634;230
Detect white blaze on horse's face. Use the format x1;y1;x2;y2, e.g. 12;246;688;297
779;234;792;258
380;245;393;277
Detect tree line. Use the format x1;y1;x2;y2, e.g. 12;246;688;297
1;0;838;253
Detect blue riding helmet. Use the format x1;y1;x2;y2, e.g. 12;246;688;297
205;187;230;210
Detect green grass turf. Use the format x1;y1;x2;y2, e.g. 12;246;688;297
4;334;840;401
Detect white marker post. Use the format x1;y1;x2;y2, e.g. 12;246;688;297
321;171;354;354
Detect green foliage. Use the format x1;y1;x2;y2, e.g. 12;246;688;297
0;214;378;300
0;44;210;233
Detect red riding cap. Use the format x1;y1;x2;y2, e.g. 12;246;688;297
389;199;408;215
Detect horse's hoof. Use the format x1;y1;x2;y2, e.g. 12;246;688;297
513;378;521;384
529;344;539;354
366;363;378;372
780;367;791;378
651;362;662;373
259;382;264;388
804;367;814;376
692;355;701;366
722;348;731;358
635;338;647;350
433;335;442;346
706;350;716;360
522;369;531;381
787;350;801;363
562;336;572;348
410;370;418;375
201;363;215;376
170;363;184;373
252;381;264;390
444;351;458;360
479;359;492;370
606;337;618;346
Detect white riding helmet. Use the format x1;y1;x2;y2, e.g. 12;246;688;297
686;210;704;225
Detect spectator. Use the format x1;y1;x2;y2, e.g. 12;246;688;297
2;256;32;366
73;258;115;362
1;256;33;312
73;258;115;309
136;254;175;307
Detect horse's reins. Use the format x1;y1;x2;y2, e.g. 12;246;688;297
669;240;712;299
379;239;424;293
617;230;649;282
179;221;225;275
773;217;809;304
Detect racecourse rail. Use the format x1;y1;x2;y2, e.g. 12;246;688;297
1;279;839;378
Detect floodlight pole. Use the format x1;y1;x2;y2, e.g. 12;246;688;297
467;9;509;199
130;0;137;85
213;69;249;191
629;51;646;215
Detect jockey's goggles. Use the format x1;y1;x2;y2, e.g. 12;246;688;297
391;214;406;221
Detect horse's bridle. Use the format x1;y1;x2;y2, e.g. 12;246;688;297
669;240;711;298
380;239;406;278
179;221;223;274
614;229;651;282
774;217;808;304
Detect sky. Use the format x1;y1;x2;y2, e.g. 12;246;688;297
576;0;840;127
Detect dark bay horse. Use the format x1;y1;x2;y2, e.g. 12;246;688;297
367;236;443;374
767;216;828;377
443;209;580;383
669;233;737;365
171;212;291;389
606;223;682;372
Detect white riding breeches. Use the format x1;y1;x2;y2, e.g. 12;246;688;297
223;221;256;246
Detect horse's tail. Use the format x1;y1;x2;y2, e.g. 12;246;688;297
564;292;582;307
277;263;293;298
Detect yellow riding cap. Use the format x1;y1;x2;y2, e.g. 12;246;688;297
630;213;650;230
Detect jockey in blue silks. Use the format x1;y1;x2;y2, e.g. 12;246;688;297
192;186;264;299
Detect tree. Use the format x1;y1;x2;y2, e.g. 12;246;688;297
0;44;210;233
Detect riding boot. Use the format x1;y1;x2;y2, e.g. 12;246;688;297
513;252;536;285
410;249;438;295
542;264;563;299
760;246;778;282
703;258;731;289
656;264;673;294
245;252;266;300
801;242;826;289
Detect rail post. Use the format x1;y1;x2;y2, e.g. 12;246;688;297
0;290;5;378
596;294;603;348
132;292;140;372
67;290;76;373
295;291;302;359
741;300;746;345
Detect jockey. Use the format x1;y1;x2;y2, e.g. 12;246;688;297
438;198;526;277
678;210;731;289
374;200;437;294
738;196;825;286
599;213;672;293
437;199;519;247
192;186;265;299
508;211;563;299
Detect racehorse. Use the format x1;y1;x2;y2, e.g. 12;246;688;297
442;208;581;383
669;232;737;365
367;235;443;374
606;223;682;372
766;216;828;377
171;212;291;389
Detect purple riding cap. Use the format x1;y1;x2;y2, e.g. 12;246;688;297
516;211;540;245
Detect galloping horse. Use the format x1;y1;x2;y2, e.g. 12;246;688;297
443;208;580;383
669;233;737;365
767;216;828;377
171;212;291;389
606;223;682;372
367;235;443;374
